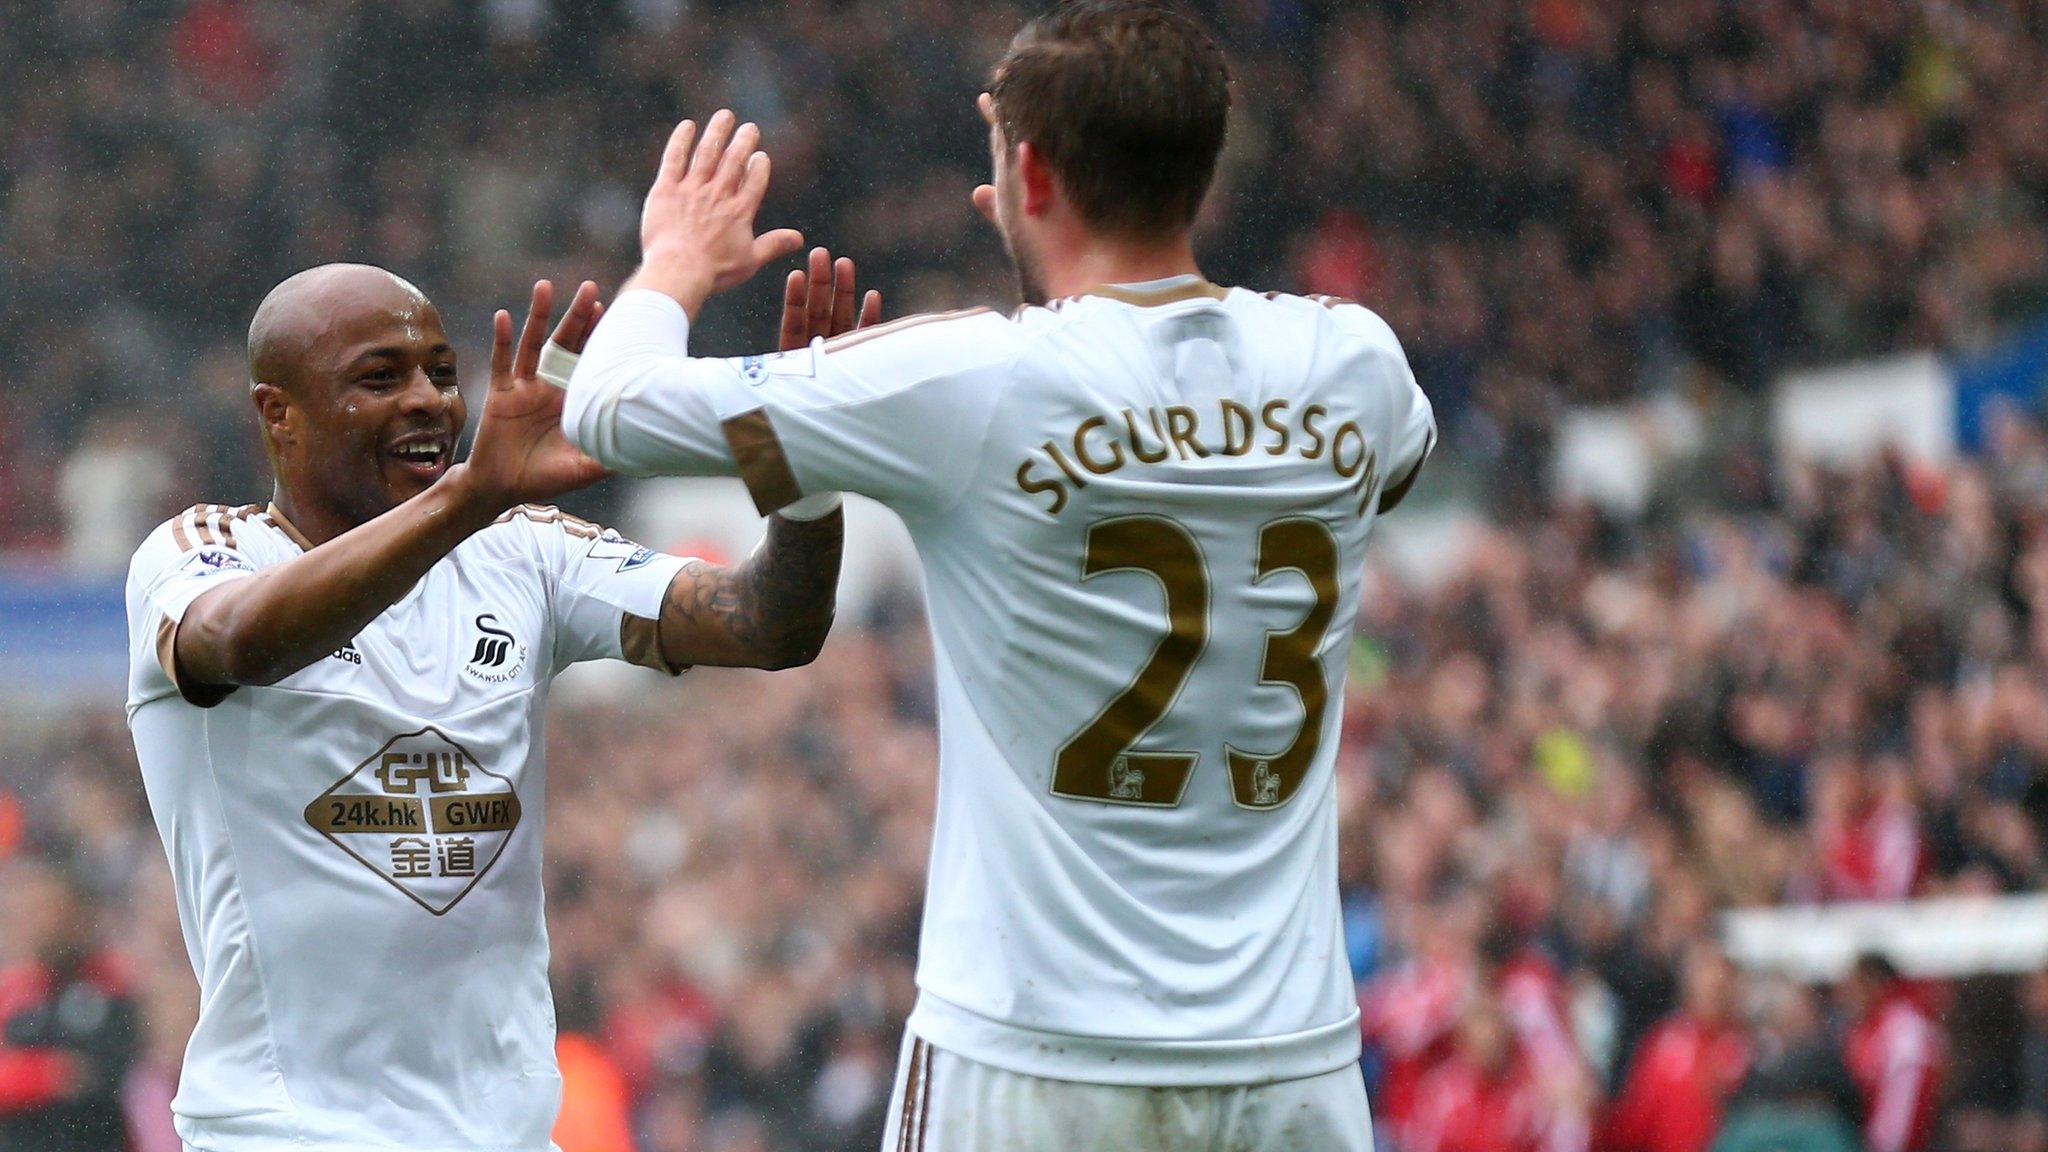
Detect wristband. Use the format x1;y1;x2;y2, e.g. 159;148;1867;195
537;342;580;390
778;492;843;521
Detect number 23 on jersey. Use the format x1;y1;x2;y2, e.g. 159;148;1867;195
1052;515;1341;812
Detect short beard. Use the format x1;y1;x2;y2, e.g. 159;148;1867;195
1011;250;1048;305
995;185;1049;306
1009;236;1049;307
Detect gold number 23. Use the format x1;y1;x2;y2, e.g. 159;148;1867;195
1051;515;1340;811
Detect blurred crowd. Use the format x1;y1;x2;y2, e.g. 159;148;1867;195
11;0;2048;559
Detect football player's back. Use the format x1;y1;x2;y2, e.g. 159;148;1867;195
565;1;1432;1144
896;276;1432;1082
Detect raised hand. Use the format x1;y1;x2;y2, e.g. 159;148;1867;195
631;109;806;318
549;279;605;354
778;247;883;351
466;279;611;509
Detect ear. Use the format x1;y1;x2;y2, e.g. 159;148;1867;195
1015;141;1059;217
251;382;294;449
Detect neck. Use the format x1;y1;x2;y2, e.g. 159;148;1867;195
270;481;361;549
1036;230;1202;303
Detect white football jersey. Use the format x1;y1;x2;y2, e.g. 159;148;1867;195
124;502;692;1152
566;276;1433;1086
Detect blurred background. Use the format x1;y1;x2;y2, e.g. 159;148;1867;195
9;1;2048;1151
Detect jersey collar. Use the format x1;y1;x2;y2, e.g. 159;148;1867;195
1075;277;1228;307
266;502;315;552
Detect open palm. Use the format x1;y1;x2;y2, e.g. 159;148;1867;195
468;280;610;507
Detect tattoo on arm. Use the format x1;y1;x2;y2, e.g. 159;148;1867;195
658;510;843;669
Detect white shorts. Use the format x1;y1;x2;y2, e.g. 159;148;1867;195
880;1032;1375;1152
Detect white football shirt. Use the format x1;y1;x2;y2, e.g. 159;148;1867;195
124;502;692;1152
565;277;1433;1086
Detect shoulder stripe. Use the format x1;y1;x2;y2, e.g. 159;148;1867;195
493;504;604;539
821;307;992;354
1256;290;1364;309
171;504;239;551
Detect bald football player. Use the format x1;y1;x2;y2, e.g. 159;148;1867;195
123;258;871;1152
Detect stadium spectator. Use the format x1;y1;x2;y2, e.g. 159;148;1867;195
1403;995;1547;1152
1841;954;1944;1152
1598;944;1748;1152
0;858;140;1152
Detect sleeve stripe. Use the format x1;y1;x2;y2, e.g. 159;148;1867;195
170;513;194;551
619;612;688;676
155;615;235;709
820;307;990;354
1380;427;1435;513
721;410;804;516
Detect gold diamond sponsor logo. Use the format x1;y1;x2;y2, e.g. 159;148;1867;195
303;726;521;915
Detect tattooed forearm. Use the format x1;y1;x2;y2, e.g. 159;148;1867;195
655;509;843;669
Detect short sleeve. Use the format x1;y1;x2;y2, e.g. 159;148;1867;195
519;509;696;674
1329;302;1435;512
126;508;265;708
564;291;1019;516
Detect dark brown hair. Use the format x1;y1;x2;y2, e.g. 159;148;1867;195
989;0;1231;239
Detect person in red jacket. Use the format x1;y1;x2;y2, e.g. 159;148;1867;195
1362;900;1481;1133
1841;954;1943;1152
0;858;139;1152
1404;994;1547;1152
1599;943;1750;1152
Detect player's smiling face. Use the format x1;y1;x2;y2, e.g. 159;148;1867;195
295;291;466;524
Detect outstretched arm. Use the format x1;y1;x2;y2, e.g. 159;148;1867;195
642;247;877;669
175;283;607;692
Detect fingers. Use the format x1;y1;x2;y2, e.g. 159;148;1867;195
658;120;697;185
779;268;809;352
690;109;737;182
551;280;601;351
490;310;514;387
717;121;761;191
829;256;857;336
806;248;834;339
735;150;775;219
752;228;806;268
512;280;554;381
859;289;883;329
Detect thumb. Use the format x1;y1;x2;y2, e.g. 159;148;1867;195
972;184;998;226
752;228;806;268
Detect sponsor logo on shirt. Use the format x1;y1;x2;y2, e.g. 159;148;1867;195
302;726;521;915
330;642;362;665
464;613;526;683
